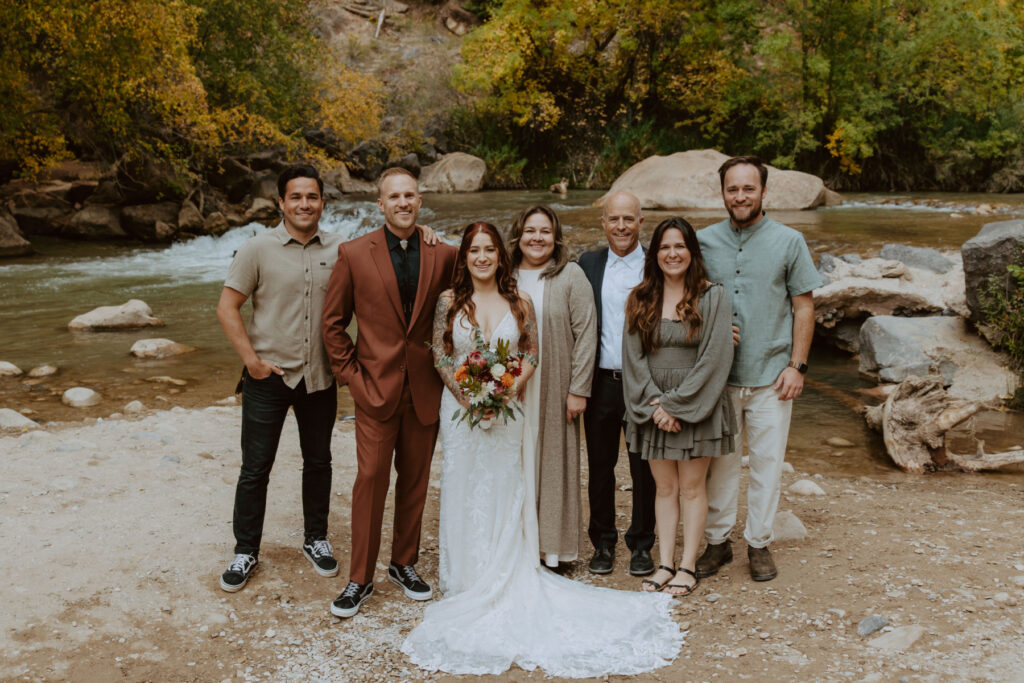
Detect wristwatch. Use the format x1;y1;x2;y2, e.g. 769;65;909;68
788;360;808;374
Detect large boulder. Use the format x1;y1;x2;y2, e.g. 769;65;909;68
815;254;967;351
962;220;1024;322
121;202;179;241
595;149;838;210
64;205;126;239
68;299;164;331
130;338;198;359
0;207;33;257
177;200;204;234
419;152;487;193
243;197;279;223
7;186;73;234
859;315;1018;403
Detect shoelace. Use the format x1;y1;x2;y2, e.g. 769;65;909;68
309;539;332;558
340;581;363;598
228;554;254;573
397;564;422;583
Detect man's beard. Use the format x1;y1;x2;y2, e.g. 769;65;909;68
727;199;763;227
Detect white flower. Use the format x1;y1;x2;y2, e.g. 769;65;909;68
490;363;506;378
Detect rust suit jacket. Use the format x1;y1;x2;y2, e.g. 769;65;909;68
322;226;458;424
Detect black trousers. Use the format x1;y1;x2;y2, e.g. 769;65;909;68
233;373;336;556
583;370;656;552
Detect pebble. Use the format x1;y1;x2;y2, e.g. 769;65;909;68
826;437;854;447
161;455;180;464
1011;575;1024;588
827;608;847;619
0;361;24;376
62;387;101;407
706;593;721;603
866;625;925;651
727;647;748;657
787;479;826;496
773;510;808;542
124;401;145;414
28;364;58;378
781;461;795;474
993;592;1018;607
857;615;890;637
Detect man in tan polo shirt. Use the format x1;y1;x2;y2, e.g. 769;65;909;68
216;164;341;592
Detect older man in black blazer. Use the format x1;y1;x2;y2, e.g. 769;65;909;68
577;191;656;576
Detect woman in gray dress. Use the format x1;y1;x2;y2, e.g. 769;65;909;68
622;217;735;596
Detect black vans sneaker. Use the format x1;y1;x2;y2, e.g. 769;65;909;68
387;562;433;600
220;553;258;592
302;538;339;577
330;581;373;618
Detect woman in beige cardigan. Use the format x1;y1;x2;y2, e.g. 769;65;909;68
509;205;598;568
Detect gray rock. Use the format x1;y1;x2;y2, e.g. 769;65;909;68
69;299;163;331
787;479;826;496
880;243;955;273
859;315;1018;402
772;510;808;542
123;400;145;414
705;593;721;603
962;220;1024;322
0;207;33;257
866;624;925;651
121;202;180;241
161;455;180;464
0;361;24;376
818;253;837;274
857;614;890;637
781;461;794;474
62;387;101;407
0;408;38;429
64;205;126;239
130;338;197;359
839;253;863;264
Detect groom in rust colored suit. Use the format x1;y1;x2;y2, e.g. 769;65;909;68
322;167;457;619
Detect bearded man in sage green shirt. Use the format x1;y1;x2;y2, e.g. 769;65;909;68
694;156;824;582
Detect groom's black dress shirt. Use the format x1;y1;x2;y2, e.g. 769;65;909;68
385;227;420;322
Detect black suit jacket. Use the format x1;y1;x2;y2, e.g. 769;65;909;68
577;246;644;371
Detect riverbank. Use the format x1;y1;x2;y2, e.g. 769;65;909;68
2;404;1023;682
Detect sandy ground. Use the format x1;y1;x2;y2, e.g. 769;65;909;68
2;405;1024;683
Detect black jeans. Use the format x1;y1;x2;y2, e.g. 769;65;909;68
583;370;656;553
233;373;336;556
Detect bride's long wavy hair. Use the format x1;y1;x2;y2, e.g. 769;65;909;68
625;217;709;354
443;222;531;356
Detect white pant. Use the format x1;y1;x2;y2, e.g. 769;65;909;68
704;385;793;549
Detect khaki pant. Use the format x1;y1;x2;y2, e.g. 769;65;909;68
704;385;793;549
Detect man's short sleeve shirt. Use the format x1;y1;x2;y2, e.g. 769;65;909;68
697;216;823;387
224;224;341;392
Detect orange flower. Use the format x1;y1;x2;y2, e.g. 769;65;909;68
455;366;469;382
501;373;514;387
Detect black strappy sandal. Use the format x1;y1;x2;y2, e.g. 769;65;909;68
641;565;676;592
663;567;699;597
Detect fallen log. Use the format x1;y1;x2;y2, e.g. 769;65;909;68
864;376;1024;473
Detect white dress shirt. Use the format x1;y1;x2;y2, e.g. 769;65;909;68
599;245;644;370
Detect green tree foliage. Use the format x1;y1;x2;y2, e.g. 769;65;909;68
980;251;1024;407
453;0;1024;190
0;0;382;181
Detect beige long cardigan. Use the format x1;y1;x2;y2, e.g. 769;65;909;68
531;262;598;560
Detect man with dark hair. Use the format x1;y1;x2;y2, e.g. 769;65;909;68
322;166;457;618
216;163;340;592
695;156;822;582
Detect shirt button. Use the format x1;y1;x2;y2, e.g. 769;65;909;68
736;269;740;274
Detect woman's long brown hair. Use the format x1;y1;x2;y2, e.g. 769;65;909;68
625;217;709;354
443;222;531;356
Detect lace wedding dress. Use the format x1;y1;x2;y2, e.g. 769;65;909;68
401;311;682;678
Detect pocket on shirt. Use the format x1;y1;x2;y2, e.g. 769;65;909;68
316;264;334;292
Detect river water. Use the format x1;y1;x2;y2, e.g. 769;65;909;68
2;190;1023;476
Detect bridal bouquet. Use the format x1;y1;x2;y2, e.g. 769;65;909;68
436;327;531;430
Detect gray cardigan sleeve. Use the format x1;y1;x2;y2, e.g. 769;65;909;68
659;284;734;423
564;264;597;398
622;320;662;425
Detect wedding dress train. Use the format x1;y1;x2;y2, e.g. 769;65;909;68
401;311;682;677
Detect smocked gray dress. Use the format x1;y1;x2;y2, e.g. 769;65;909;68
623;283;736;461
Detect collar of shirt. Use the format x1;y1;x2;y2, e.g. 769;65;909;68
729;213;769;239
607;243;643;269
271;223;323;246
385;226;419;254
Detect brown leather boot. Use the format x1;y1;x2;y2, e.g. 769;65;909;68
695;541;733;578
747;545;778;581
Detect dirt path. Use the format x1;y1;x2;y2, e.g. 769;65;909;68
2;406;1023;682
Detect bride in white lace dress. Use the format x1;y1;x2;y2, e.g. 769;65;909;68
401;223;682;678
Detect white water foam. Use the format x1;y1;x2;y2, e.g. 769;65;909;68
826;198;1021;215
0;200;381;287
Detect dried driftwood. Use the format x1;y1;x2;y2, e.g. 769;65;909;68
863;376;1024;473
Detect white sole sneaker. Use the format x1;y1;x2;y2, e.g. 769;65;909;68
220;567;256;593
302;547;339;577
388;573;433;601
330;585;373;618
